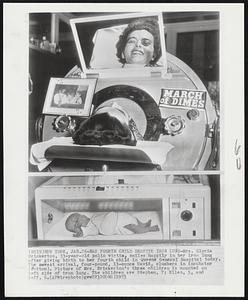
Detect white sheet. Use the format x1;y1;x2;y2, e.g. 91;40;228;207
30;137;174;171
45;211;162;240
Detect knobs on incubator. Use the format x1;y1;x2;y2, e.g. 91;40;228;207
180;210;193;221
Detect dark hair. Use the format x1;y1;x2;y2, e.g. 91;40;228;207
116;17;161;66
65;213;89;237
73;112;137;146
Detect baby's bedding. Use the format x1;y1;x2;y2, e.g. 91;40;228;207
45;211;162;240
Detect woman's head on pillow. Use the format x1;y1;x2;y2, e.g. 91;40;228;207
116;18;161;66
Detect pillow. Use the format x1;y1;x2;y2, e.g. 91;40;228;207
90;25;126;69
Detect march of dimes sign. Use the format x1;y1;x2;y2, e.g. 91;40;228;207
159;89;207;110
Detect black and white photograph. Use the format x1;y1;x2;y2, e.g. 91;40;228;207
42;77;96;115
4;2;244;297
70;12;167;71
28;174;220;245
26;173;222;285
28;11;220;172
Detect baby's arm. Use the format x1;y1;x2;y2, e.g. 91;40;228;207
81;220;99;237
124;217;159;234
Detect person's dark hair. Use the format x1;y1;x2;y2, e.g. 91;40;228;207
116;17;161;66
72;112;137;146
65;213;82;233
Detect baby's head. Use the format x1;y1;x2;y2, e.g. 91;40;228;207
65;213;90;237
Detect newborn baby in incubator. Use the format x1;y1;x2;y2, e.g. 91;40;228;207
65;212;159;237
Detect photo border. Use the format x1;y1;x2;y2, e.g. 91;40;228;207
42;77;97;117
70;12;167;75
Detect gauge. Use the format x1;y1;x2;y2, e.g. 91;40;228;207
163;115;185;136
52;115;76;133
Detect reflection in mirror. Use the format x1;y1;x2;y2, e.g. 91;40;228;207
70;13;167;71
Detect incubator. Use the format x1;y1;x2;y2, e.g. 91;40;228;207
35;175;211;242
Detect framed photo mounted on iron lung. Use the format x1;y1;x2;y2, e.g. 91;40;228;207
42;77;97;117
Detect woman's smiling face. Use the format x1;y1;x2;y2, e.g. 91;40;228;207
123;29;154;65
